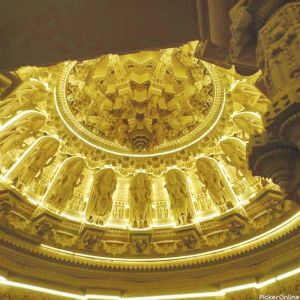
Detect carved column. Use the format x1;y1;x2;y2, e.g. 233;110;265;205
248;2;300;204
195;0;286;74
256;1;300;137
250;146;300;203
279;111;300;149
256;2;300;110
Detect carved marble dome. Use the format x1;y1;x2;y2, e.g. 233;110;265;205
1;1;300;298
0;41;296;265
56;44;224;156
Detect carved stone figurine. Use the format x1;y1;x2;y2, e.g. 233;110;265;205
13;138;59;191
48;159;85;211
0;114;45;154
86;168;117;225
220;137;249;177
130;172;152;228
165;169;192;225
196;158;235;212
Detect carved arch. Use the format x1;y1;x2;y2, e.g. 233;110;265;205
5;136;59;191
43;156;85;211
0;110;46;155
0;80;47;123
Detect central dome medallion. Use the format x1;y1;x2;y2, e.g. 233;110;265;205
56;45;225;156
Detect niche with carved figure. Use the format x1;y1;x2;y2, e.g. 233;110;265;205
165;169;194;225
86;168;117;225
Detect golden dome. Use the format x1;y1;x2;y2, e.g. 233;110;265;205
0;1;300;298
0;41;296;269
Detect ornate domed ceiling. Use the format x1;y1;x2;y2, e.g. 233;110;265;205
57;46;223;156
0;41;297;266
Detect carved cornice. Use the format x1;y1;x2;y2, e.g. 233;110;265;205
0;185;299;270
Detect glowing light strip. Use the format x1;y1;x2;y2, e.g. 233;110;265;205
277;267;300;280
85;296;121;300
41;210;300;262
0;110;44;132
53;72;226;157
126;291;224;300
0;277;83;299
256;278;276;288
132;268;300;300
0;266;299;299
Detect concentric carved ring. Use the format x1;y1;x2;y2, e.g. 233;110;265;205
55;57;225;157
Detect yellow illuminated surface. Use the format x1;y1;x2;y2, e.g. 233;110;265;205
0;2;300;299
0;266;299;299
0;41;294;266
40;210;300;262
53;58;226;158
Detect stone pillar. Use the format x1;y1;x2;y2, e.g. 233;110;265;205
248;2;300;204
227;0;286;75
279;111;300;150
250;146;300;203
256;2;300;111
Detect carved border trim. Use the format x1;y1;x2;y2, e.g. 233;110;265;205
0;210;299;270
